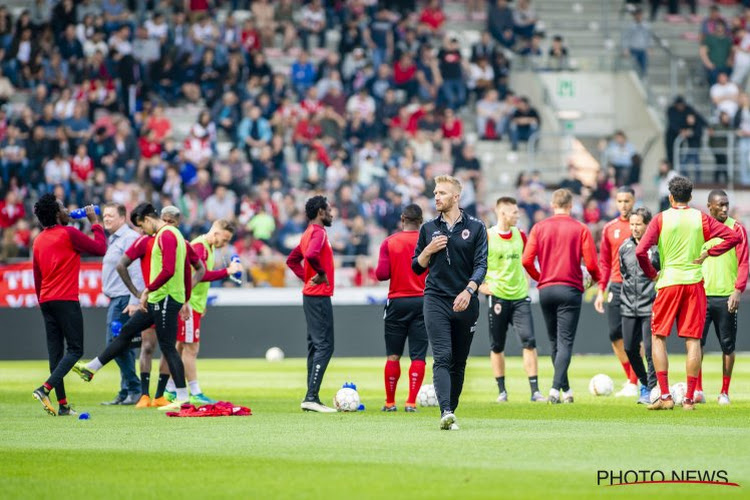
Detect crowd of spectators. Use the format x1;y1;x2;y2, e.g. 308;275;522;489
0;0;547;288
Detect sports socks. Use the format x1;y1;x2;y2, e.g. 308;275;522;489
384;359;400;405
154;374;170;398
686;375;698;401
695;369;703;392
166;378;176;392
86;358;103;372
188;380;202;396
529;376;539;394
58;398;67;406
176;387;188;401
721;375;731;395
140;372;151;397
406;359;425;405
656;371;669;398
496;376;506;394
622;361;637;385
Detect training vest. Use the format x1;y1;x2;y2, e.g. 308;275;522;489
486;226;527;300
657;208;705;289
189;235;214;313
702;217;737;296
149;225;187;303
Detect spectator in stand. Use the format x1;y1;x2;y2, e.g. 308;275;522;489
205;184;236;221
488;0;515;49
437;36;466;110
291;51;316;97
736;92;750;185
604;131;637;186
0;126;27;184
44;151;71;196
656;159;677;211
513;0;537;40
70;143;94;205
509;97;540;151
560;164;583;195
419;0;446;38
650;0;697;22
702;5;728;38
710;72;739;119
237;104;272;161
367;7;395;71
700;21;733;86
472;31;497;63
732;25;750;89
299;0;327;51
0;191;24;229
393;53;418;101
548;35;569;71
416;44;442;101
677;112;706;182
302;148;326;190
665;96;699;165
622;8;651;77
441;108;464;160
468;56;494;97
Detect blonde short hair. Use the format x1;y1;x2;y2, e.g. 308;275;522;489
435;175;462;194
211;218;236;234
551;189;573;208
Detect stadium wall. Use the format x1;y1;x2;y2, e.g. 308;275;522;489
2;300;746;360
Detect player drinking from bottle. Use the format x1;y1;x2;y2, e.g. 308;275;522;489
375;204;428;412
636;177;740;411
479;197;545;403
618;207;659;404
32;196;106;416
697;190;748;405
594;186;640;397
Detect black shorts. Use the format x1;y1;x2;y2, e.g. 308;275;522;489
701;295;738;354
384;296;428;360
607;283;623;342
488;295;536;353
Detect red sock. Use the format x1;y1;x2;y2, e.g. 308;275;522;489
406;359;426;405
43;382;52;392
384;360;401;405
695;369;703;391
58;398;67;406
686;376;698;401
656;371;669;396
623;362;638;384
721;375;731;395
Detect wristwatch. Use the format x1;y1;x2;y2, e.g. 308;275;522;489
465;286;476;296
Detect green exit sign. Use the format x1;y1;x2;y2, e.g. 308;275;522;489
557;79;574;98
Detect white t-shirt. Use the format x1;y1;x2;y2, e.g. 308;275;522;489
468;63;494;89
710;81;739;117
145;19;169;40
735;33;750;67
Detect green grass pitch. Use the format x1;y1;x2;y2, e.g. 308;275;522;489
2;355;750;499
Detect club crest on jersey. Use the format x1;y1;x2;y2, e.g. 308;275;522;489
493;303;502;315
461;229;470;240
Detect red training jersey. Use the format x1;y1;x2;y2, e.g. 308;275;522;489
598;216;631;289
33;224;107;303
286;223;335;296
125;234;155;282
375;230;425;299
522;214;601;292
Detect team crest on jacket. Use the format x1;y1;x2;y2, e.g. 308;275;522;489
461;229;470;240
493;303;502;315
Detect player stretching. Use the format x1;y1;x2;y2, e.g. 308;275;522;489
375;204;428;412
413;175;488;430
618;208;659;404
479;197;545;403
636;177;740;411
74;203;192;411
594;186;639;397
698;190;748;405
176;219;242;405
32;196;106;416
286;196;337;413
522;189;600;404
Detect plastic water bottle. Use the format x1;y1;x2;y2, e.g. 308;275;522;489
110;320;122;338
229;254;242;284
69;205;101;219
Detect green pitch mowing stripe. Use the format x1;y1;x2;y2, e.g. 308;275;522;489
1;356;749;499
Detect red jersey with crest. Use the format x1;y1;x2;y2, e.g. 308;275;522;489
598;216;631;290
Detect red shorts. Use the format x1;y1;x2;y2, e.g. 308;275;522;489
177;308;202;343
651;282;707;339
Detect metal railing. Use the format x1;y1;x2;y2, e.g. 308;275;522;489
671;131;746;190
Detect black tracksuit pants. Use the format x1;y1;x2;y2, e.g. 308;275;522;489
97;295;186;389
539;285;582;392
622;315;656;389
424;294;479;413
303;295;335;403
41;300;85;401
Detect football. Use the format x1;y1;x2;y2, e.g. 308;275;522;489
333;388;360;412
588;374;614;396
417;384;439;407
670;382;687;405
649;386;661;404
265;347;285;362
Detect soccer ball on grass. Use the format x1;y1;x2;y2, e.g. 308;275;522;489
417;384;439;407
588;374;614;396
333;388;360;412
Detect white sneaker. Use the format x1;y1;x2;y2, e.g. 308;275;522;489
562;389;574;404
157;400;187;412
615;382;639;397
301;401;337;413
440;411;456;430
693;390;706;404
718;393;731;406
449;423;460;431
496;391;508;403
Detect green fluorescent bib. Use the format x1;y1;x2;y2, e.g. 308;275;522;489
486;226;528;300
189;235;214;313
702;217;737;296
149;225;187;304
657;208;704;289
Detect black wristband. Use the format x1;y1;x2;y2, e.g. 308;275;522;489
465;286;476;296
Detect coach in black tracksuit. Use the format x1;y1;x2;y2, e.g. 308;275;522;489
413;176;487;430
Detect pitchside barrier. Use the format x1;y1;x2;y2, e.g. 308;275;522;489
0;286;745;360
